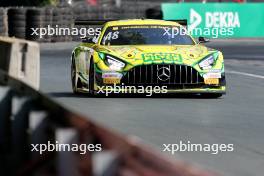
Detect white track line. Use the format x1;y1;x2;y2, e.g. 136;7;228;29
227;70;264;79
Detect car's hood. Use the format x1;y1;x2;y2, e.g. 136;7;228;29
97;45;217;66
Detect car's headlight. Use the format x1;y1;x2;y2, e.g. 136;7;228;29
199;55;215;70
105;55;125;71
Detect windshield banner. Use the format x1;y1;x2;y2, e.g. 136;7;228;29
162;3;264;38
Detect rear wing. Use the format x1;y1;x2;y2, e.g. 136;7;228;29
73;20;108;40
74;19;187;26
74;20;111;26
168;19;187;27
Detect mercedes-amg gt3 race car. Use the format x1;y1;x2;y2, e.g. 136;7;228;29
71;19;226;97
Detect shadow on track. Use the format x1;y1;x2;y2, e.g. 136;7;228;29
47;92;224;99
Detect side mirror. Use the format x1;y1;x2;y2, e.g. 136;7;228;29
198;37;209;44
82;37;96;44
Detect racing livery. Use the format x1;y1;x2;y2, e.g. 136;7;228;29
71;19;226;97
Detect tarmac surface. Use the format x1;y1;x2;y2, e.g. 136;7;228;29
40;39;264;176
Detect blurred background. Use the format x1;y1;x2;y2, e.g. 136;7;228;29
1;0;264;42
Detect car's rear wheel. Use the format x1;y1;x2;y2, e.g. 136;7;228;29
201;93;223;98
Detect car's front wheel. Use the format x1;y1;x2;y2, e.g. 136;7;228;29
88;58;95;95
71;59;79;94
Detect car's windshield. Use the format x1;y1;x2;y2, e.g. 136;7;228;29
100;25;195;45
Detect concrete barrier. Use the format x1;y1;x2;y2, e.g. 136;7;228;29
0;36;40;90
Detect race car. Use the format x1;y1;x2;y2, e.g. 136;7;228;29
71;19;226;97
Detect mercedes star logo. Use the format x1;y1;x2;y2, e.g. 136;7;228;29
157;66;171;81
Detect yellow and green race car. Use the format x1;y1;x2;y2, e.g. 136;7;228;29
71;19;226;97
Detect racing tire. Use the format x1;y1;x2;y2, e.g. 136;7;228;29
89;58;96;96
201;93;223;99
71;59;79;94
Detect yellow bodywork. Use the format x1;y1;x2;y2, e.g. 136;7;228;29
72;19;226;94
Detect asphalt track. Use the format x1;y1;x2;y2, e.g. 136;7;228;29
40;39;264;176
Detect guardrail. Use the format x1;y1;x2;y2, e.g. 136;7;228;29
0;70;218;176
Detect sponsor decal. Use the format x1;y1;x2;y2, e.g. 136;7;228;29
189;9;202;32
207;69;222;73
189;8;237;38
102;72;122;84
203;72;222;79
102;72;123;78
161;3;264;38
142;53;182;63
190;9;240;29
204;78;219;85
103;78;121;84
